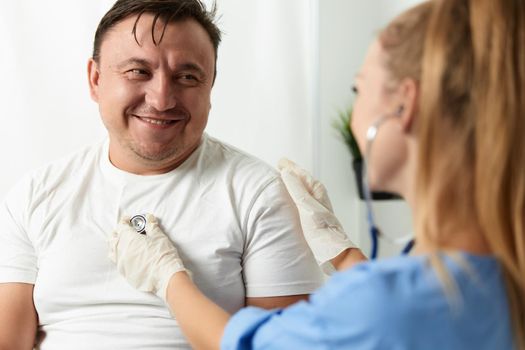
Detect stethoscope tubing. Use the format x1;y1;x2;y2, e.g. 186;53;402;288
362;114;414;259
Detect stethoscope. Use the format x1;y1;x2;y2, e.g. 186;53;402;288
362;110;415;259
130;214;147;234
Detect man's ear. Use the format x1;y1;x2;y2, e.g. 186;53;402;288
395;78;418;133
87;58;100;102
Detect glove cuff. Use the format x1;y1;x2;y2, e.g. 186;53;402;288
306;228;357;275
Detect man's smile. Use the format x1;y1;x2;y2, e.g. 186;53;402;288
132;114;188;128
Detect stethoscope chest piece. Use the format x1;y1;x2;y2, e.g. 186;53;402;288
130;214;147;235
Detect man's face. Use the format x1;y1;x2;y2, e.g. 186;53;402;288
88;15;215;174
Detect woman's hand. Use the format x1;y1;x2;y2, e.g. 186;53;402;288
108;214;189;301
278;158;367;273
109;214;228;350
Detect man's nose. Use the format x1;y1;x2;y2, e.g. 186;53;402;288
145;74;177;112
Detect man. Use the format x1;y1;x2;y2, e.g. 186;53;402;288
0;1;323;349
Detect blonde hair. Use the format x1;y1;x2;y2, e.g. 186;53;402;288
380;0;525;348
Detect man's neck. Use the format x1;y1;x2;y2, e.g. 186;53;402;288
108;141;200;176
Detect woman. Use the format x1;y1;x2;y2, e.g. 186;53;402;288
109;0;525;348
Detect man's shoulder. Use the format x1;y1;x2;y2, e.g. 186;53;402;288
3;141;104;209
21;141;104;190
201;135;278;183
36;140;102;171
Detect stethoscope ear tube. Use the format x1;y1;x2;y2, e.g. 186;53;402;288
363;114;415;259
401;239;415;255
370;226;380;259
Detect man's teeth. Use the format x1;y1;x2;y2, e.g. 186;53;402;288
141;117;174;125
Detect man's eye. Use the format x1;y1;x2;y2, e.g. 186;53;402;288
351;85;359;95
126;69;149;78
181;74;197;81
177;74;200;86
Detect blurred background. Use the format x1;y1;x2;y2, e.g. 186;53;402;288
0;0;422;258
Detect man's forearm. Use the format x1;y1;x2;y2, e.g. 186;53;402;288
246;294;308;309
0;283;38;350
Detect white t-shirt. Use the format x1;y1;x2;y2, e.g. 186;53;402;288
0;134;323;349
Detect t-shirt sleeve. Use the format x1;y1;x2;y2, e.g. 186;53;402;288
0;176;38;284
241;177;324;297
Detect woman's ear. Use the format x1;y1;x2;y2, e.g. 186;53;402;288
87;58;100;103
396;78;418;133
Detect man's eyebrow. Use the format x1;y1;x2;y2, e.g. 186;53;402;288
115;59;206;75
115;58;151;70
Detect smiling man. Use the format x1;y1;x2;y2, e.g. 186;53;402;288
0;1;323;349
90;10;214;174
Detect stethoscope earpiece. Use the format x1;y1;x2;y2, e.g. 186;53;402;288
396;105;404;116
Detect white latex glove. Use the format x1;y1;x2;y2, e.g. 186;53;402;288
278;158;357;275
108;214;189;302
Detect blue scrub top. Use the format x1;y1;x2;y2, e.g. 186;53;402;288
222;253;514;349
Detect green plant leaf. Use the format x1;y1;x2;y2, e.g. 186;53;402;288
331;107;362;161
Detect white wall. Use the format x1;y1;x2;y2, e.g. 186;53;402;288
0;0;421;258
0;1;114;196
206;0;317;170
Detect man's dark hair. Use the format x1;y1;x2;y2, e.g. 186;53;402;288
92;0;221;79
